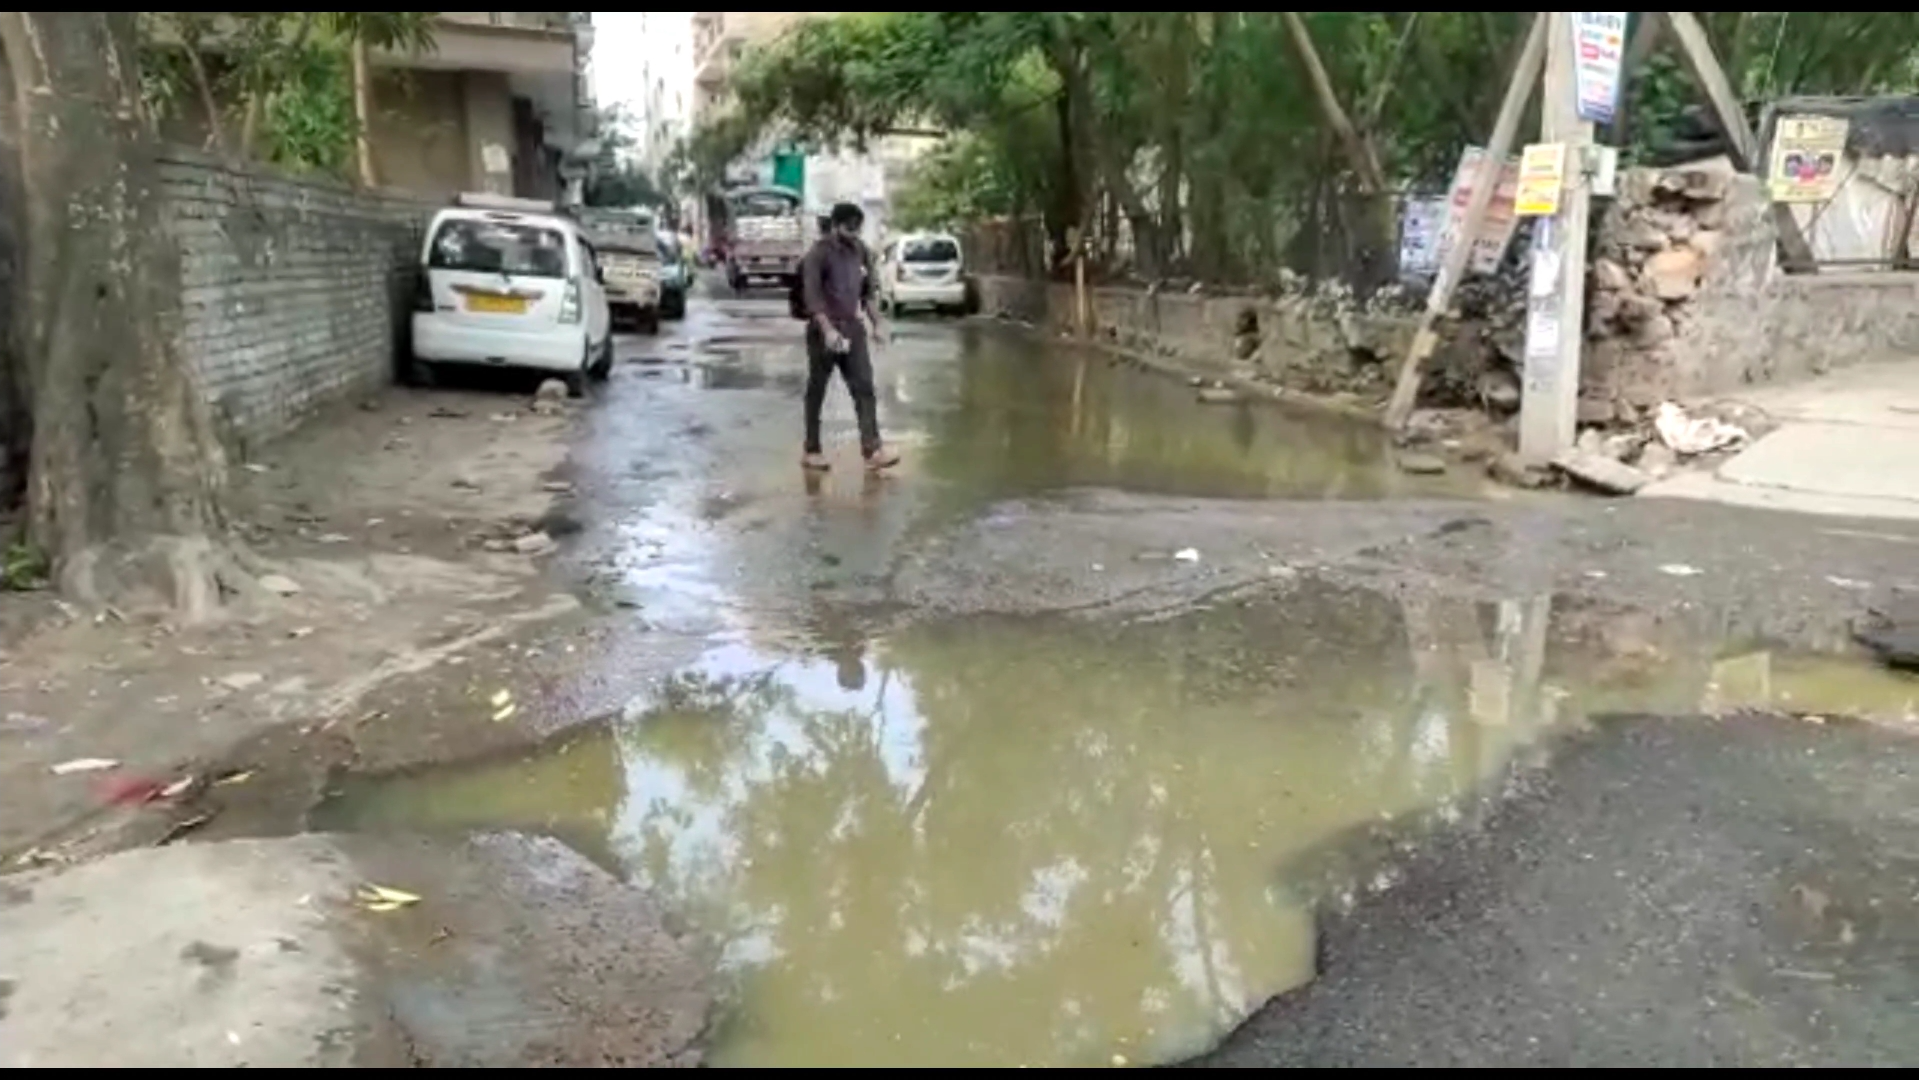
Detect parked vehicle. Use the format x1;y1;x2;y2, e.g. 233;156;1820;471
722;185;805;293
410;193;612;397
877;232;976;316
580;207;661;334
656;229;689;320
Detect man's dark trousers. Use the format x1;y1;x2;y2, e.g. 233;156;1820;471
803;321;881;457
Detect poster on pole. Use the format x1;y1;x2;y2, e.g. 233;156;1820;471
1439;146;1523;275
1768;115;1849;203
1398;195;1448;281
1514;143;1568;217
1573;12;1628;125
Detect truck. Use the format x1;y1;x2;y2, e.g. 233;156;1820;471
721;185;806;294
579;207;662;334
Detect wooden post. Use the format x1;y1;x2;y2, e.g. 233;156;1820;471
1385;12;1547;430
1071;225;1089;337
1662;13;1754;163
1664;11;1818;271
1609;12;1664;150
1518;12;1594;462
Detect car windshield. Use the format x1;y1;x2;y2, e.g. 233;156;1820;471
732;192;799;217
429;218;567;278
901;237;960;264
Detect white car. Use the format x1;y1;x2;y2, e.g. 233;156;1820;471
877;232;974;316
410;194;613;396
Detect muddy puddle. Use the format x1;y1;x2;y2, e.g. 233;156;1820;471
311;579;1918;1067
677;322;1482;504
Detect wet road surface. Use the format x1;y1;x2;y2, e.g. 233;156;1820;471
314;294;1919;1067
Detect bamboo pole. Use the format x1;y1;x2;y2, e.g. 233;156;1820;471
1385;12;1547;430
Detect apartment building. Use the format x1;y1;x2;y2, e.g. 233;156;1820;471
690;12;838;124
367;12;596;201
627;13;694;176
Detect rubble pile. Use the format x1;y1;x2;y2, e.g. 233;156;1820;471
1582;159;1741;426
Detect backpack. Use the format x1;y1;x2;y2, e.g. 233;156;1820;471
788;274;808;320
789;239;873;321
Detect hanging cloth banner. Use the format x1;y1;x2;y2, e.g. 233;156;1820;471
1573;12;1628;125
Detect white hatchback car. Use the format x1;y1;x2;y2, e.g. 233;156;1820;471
877;232;974;316
410;194;613;396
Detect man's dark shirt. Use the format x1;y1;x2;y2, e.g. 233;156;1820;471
800;235;871;332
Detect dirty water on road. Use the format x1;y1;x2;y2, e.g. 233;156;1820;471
316;581;1916;1068
308;300;1919;1067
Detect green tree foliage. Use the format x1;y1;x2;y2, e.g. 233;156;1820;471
696;10;1919;287
136;13;437;175
582;103;666;209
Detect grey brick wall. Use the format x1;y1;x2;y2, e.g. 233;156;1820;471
159;148;434;449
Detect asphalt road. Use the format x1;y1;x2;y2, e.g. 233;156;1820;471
1179;711;1919;1068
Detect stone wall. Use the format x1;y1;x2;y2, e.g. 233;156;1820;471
161;148;432;450
1584;157;1919;419
972;274;1416;403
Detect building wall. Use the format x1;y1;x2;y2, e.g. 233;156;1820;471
366;70;471;199
159;148;432;451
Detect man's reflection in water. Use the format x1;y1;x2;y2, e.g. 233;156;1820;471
830;639;867;693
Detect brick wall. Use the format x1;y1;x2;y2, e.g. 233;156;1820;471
160;148;433;450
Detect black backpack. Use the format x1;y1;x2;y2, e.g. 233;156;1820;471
788;274;808;320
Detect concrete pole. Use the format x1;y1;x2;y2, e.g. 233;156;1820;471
1518;12;1594;462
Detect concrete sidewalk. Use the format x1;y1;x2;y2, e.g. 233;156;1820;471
1641;361;1919;521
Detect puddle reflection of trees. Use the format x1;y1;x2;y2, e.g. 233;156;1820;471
599;583;1587;1066
920;340;1428;501
326;581;1801;1066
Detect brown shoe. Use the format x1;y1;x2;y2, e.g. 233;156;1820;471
801;452;830;471
863;445;901;471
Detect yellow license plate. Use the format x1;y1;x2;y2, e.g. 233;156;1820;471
465;293;528;315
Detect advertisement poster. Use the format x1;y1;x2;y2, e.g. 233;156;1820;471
1397;195;1448;280
1573;12;1628;125
1514;143;1568;217
1768;114;1849;203
1439;146;1523;274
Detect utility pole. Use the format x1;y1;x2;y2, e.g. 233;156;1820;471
1388;12;1776;447
1518;12;1596;461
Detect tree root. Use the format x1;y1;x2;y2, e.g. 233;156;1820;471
58;534;273;625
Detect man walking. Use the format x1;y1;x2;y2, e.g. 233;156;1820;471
798;202;899;472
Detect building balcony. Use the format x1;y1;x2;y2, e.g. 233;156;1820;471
382;13;586;78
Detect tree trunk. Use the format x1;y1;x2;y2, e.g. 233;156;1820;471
1279;11;1386;194
1279;12;1396;289
1049;87;1081;278
0;12;242;617
351;37;376;186
180;37;228;155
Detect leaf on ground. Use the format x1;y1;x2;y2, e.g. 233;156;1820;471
492;703;518;723
489;689;512;708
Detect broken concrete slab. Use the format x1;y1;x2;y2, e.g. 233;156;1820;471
1553;451;1653;495
0;832;711;1068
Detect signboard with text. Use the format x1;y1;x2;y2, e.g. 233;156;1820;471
1768;115;1849;203
1438;146;1523;275
1573;12;1628;125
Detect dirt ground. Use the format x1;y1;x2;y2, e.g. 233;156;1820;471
0;384;593;863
